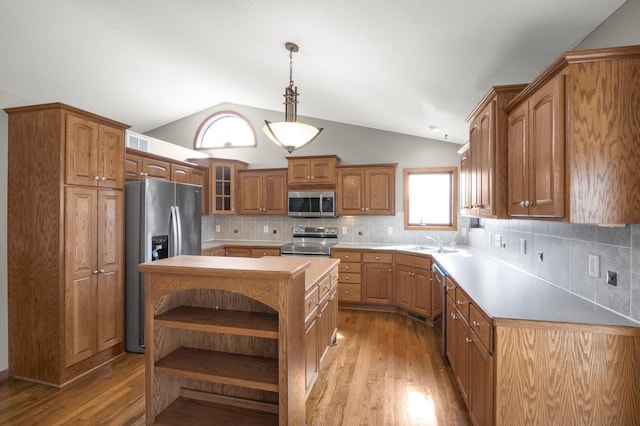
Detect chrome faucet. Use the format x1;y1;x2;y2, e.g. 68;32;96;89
425;236;444;252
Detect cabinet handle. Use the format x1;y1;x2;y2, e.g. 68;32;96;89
388;268;392;272
472;321;480;327
457;300;463;305
93;270;99;274
375;256;380;260
93;176;100;181
99;268;105;273
345;291;350;295
361;208;365;211
365;207;369;211
345;276;350;281
100;176;106;182
310;176;315;179
306;176;311;179
345;266;349;270
263;252;267;256
465;337;473;344
451;312;457;320
345;255;349;260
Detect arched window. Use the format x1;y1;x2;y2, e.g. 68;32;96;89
194;111;256;149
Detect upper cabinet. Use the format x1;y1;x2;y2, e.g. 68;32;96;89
66;114;125;189
461;85;527;218
287;155;341;187
507;72;566;218
505;45;640;223
189;157;248;215
237;168;287;215
336;164;396;216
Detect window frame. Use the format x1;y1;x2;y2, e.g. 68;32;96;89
193;110;256;150
403;167;458;231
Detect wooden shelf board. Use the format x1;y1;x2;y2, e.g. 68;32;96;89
154;396;278;425
155;347;279;392
155;306;278;339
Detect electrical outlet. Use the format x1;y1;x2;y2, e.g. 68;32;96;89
607;270;617;286
215;225;220;233
263;225;269;233
494;234;502;247
461;227;467;237
342;226;348;235
537;251;544;262
588;255;600;277
387;227;393;235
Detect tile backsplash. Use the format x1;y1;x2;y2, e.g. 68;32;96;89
468;219;640;323
203;212;469;247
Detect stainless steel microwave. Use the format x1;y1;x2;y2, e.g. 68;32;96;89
287;191;336;218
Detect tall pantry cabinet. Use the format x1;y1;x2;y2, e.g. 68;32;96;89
6;103;129;386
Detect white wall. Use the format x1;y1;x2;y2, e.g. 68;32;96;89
0;91;34;373
575;0;640;49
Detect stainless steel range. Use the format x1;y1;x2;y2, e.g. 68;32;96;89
280;226;338;257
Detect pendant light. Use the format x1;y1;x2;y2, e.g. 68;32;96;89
263;42;323;153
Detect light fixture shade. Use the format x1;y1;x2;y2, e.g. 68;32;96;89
263;120;323;154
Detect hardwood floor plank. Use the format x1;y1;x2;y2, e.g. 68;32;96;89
0;310;470;425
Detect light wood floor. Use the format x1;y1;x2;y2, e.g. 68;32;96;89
0;310;470;425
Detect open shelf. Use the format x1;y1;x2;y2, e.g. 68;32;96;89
155;347;279;392
154;396;278;425
155;306;278;339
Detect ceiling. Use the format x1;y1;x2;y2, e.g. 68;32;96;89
0;0;626;144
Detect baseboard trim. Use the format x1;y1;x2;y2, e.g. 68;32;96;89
0;369;9;382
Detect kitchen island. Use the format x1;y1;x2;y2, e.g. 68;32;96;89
139;255;339;425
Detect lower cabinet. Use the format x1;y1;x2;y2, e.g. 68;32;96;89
395;253;433;317
202;245;281;258
361;252;393;304
445;277;495;426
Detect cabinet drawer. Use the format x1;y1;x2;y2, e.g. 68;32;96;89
339;272;361;284
396;253;431;269
332;251;362;262
250;248;280;257
445;276;457;300
362;252;393;263
470;304;493;353
224;247;252;257
305;287;320;320
318;274;332;301
339;262;361;273
338;284;361;303
454;288;471;322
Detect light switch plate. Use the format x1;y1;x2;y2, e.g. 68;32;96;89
387;227;393;235
342;226;348;235
263;225;269;233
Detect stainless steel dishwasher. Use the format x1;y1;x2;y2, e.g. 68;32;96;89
432;262;447;357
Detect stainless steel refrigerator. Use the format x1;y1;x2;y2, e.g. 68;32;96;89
124;179;202;353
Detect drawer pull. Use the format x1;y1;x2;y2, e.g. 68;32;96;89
345;266;349;270
375;256;380;260
345;276;350;281
345;291;350;295
345;255;349;260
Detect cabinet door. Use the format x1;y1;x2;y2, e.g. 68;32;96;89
224;247;252;257
309;158;336;185
66;114;100;187
189;167;207;215
64;187;98;366
237;172;263;214
329;287;338;345
305;315;319;392
529;75;564;218
412;268;431;317
319;297;332;362
445;296;457;370
455;315;470;405
469;123;480;213
96;190;124;352
262;170;287;215
98;125;124;189
469;333;494;426
395;265;412;310
478;104;494;216
362;262;393;305
288;159;311;184
508;102;529;216
171;164;192;183
142;158;170;180
212;164;234;214
337;169;365;215
125;153;143;181
366;168;394;215
459;144;471;213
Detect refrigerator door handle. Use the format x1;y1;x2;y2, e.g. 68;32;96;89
169;206;179;257
175;205;183;255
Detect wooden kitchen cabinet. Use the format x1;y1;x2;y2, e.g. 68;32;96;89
66;114;125;189
6;103;128;386
395;253;433;318
462;85;526;218
336;164;396;216
332;249;362;304
361;252;393;305
65;187;123;366
237;168;287;215
189;157;248;215
458;143;472;215
508;72;565;218
287;155;340;186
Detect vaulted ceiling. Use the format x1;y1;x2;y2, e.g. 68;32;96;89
0;0;626;143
